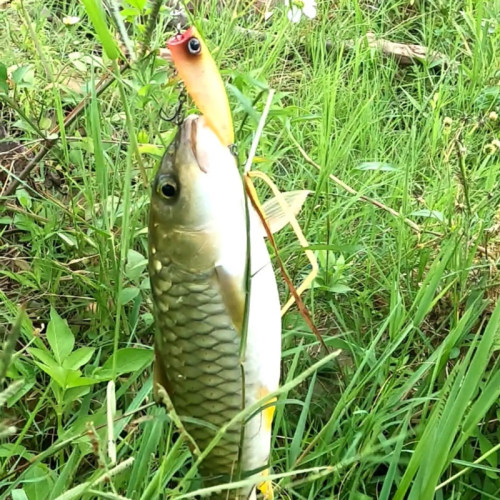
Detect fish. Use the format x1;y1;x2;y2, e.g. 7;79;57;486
149;114;309;499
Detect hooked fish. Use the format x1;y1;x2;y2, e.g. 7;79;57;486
149;114;308;498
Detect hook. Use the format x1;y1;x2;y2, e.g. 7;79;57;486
160;92;186;126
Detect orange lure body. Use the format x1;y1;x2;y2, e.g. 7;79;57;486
167;27;234;147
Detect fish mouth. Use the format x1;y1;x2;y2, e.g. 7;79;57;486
190;117;200;168
180;114;208;173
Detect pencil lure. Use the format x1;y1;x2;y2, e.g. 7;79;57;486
167;26;234;147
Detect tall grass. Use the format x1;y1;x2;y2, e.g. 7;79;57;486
1;0;499;499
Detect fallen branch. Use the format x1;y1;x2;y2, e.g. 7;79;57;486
213;26;452;69
243;90;327;352
343;32;452;68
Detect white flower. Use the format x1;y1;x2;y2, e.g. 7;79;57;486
62;16;80;26
284;0;317;23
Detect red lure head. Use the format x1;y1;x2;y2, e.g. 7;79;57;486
167;27;193;47
167;27;201;56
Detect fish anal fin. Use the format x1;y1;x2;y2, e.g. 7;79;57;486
261;190;311;236
258;468;274;499
214;266;245;334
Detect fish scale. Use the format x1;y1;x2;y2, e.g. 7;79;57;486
150;254;257;481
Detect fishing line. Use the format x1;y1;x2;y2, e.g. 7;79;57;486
235;139;252;485
236;90;266;141
235;89;275;487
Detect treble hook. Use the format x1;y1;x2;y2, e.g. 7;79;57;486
229;143;238;158
160;91;186;126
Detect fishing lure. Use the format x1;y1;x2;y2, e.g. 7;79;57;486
167;26;234;147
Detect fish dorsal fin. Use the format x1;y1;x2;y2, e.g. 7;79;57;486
214;266;245;334
260;190;311;236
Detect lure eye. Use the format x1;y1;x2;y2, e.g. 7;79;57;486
187;37;201;55
157;176;179;200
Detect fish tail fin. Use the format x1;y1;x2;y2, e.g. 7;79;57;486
247;487;257;500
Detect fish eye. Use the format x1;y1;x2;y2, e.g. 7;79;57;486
187;37;201;55
157;176;179;200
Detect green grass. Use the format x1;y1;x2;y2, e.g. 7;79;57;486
1;0;499;498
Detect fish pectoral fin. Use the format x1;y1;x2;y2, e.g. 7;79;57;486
214;266;245;334
260;190;311;236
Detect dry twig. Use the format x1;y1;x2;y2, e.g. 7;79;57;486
345;32;452;68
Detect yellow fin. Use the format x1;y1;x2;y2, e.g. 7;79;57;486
258;385;277;432
214;266;245;334
261;190;311;235
258;469;274;499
